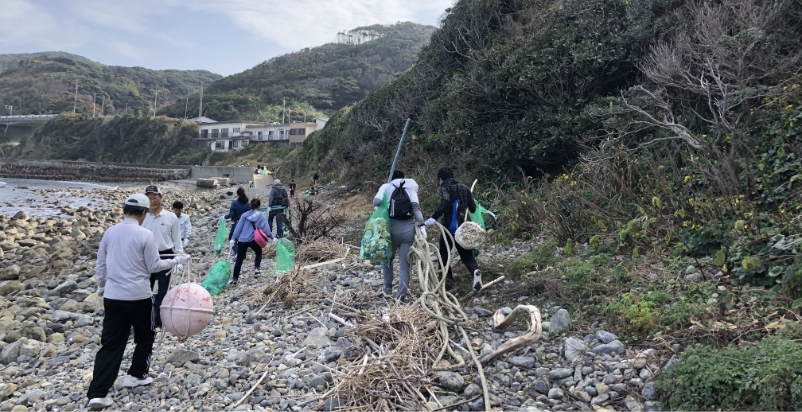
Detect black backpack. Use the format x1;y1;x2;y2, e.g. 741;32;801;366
389;181;413;220
273;185;290;207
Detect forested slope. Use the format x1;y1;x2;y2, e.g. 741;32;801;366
161;22;436;121
0;52;220;116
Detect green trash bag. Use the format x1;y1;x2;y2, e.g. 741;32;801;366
201;260;231;295
213;219;229;257
359;194;392;264
275;238;296;275
468;201;495;229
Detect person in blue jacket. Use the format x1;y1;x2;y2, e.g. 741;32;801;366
229;198;276;285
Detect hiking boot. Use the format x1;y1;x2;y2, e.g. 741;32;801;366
123;375;153;388
472;270;483;292
87;397;113;410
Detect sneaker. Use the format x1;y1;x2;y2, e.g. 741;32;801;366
87;397;113;410
254;268;261;275
123;375;153;388
381;288;392;298
228;278;238;286
472;270;483;292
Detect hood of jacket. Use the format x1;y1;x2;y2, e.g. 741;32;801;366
245;210;261;222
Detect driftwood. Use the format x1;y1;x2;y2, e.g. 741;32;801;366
478;305;542;364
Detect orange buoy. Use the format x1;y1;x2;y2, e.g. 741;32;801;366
160;283;214;340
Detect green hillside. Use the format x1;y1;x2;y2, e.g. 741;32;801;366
161;22;436;121
11;113;208;165
0;52;221;116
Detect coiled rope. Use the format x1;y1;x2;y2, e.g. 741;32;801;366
408;223;491;412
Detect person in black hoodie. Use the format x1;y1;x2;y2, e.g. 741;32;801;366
224;187;250;244
425;168;482;292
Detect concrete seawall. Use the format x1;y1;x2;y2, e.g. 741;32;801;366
0;160;189;182
191;166;254;185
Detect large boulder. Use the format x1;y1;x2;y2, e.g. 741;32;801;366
51;280;78;296
548;309;571;334
0;265;20;281
81;293;103;312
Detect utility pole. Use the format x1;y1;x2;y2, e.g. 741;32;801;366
184;97;188;119
101;96;105;117
153;90;160;117
282;98;286;124
92;94;96;118
125;103;128;115
198;82;204;139
73;83;78;114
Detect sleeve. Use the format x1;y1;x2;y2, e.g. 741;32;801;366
144;231;176;273
95;234;109;287
232;215;245;241
171;217;183;254
184;217;192;239
224;201;235;219
373;184;388;206
412;202;425;226
467;190;477;214
268;188;275;206
431;185;451;221
257;214;275;239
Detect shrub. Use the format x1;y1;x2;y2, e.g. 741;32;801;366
659;337;802;410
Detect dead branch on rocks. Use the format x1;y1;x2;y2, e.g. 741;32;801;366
478;305;542;364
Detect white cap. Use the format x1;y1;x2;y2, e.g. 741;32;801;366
125;193;150;207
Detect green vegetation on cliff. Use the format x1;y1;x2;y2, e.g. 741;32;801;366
161;22;436;120
0;52;221;116
12;113;208;165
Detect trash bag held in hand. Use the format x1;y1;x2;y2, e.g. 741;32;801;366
359;194;392;264
201;260;231;295
468;201;495;229
275;238;296;275
213;220;229;257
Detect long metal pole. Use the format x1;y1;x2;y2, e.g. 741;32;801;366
73;83;78;113
184;97;188;119
92;94;96;118
198;82;203;139
153;90;159;117
388;118;411;183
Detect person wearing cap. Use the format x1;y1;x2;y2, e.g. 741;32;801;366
86;194;190;410
142;185;183;329
268;179;290;238
172;201;192;248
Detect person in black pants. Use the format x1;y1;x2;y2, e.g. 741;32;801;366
425;168;483;292
228;198;275;284
86;193;188;410
225;187;250;241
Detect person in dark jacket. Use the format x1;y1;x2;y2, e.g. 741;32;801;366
268;179;290;238
224;187;250;241
229;199;275;284
425;168;482;292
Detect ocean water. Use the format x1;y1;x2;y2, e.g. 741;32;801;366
0;178;120;218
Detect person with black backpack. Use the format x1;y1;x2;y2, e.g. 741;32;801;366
268;179;290;238
373;170;426;302
425;168;482;292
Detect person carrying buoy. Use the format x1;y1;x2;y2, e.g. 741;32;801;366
86;193;190;410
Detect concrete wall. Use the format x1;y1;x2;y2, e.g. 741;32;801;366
191;166;254;184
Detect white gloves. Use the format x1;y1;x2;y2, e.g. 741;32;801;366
425;218;436;226
419;226;427;238
175;255;190;265
175;264;184;274
273;237;280;244
229;240;236;247
183;238;189;247
96;286;105;296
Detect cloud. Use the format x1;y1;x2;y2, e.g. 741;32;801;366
188;0;453;49
0;0;56;44
111;42;145;60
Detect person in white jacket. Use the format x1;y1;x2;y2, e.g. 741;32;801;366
86;193;189;410
172;201;192;248
373;170;426;301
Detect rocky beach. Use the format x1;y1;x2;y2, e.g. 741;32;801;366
0;182;666;412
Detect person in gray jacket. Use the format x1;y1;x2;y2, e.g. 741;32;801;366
373;170;426;301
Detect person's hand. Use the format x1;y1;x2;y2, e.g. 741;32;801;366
419;226;427;238
273;237;280;244
229;240;236;247
425;218;436;226
175;255;190;265
96;286;105;296
175;264;184;274
183;238;189;247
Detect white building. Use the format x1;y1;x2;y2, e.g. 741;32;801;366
194;117;329;152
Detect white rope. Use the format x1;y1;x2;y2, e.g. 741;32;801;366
407;223;491;412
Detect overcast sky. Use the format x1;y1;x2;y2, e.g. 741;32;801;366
0;0;453;76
